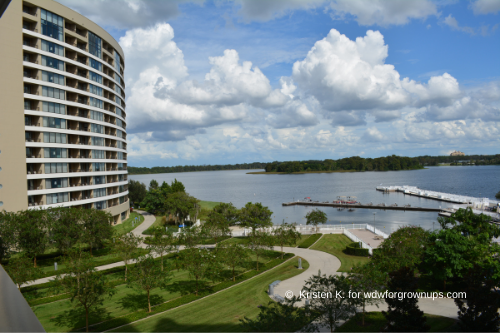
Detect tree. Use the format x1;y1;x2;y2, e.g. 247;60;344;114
212;202;239;225
372;225;428;274
0;211;17;261
115;233;142;281
179;247;217;295
273;222;301;259
305;209;327;234
81;209;113;256
149;179;159;190
382;267;429;332
496;191;500;200
302;273;357;333
141;188;169;215
239;202;273;235
49;207;84;256
170;178;186;193
348;263;386;326
15;209;50;266
239;297;312;332
248;229;274;271
217;242;249;281
148;227;175;271
56;255;115;332
127;254;172;312
166;192;199;225
4;255;42;290
178;226;203;249
455;264;500;332
129;180;147;204
202;211;231;245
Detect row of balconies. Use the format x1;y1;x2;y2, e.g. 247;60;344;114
25;146;127;161
27;193;128;208
27;176;127;191
22;33;125;91
25;129;126;149
26;162;127;175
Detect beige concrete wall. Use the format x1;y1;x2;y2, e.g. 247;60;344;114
104;199;130;224
25;0;125;59
0;0;29;212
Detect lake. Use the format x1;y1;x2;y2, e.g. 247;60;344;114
130;165;500;232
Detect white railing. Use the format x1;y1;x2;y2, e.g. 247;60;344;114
365;224;389;239
343;229;373;255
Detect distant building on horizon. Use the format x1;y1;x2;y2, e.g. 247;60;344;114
450;150;465;156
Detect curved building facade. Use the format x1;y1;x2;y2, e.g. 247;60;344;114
0;0;129;224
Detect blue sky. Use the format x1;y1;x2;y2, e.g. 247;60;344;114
59;0;500;167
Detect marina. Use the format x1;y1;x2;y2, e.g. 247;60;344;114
282;200;442;212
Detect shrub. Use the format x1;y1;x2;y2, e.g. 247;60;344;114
298;234;322;248
345;242;369;257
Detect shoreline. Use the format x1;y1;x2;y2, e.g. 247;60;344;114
247;169;424;175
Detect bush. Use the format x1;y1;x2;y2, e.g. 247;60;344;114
298;234;322;248
345;242;369;257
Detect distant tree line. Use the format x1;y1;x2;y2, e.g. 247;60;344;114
128;162;267;175
414;154;500;166
265;155;424;173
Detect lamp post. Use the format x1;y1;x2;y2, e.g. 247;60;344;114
373;212;376;223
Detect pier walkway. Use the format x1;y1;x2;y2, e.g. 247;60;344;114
282;201;441;212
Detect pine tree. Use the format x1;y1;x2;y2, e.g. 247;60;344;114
382;267;429;332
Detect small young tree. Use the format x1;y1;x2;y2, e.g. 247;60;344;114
382;267;429;332
49;207;84;255
4;255;43;290
149;179;159;190
217;242;249;281
455;264;500;332
56;255;115;332
115;233;142;281
148;227;175;271
178;226;203;249
179;247;216;295
349;263;386;326
127;254;172;313
305;209;327;234
14;209;50;267
212;202;239;225
81;209;113;256
302;273;357;333
273;222;301;259
248;229;274;271
239;202;273;235
202;211;231;245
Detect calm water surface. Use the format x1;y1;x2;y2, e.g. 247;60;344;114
130;166;500;232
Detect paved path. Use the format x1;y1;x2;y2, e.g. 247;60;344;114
132;210;156;248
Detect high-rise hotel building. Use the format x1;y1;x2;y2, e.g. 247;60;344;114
0;0;129;223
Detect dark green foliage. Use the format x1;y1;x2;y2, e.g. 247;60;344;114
272;222;301;259
382;267;429;332
128;180;147;204
305;209;327;233
345;242;369;257
298;234;322;248
455;265;500;332
496;191;500;200
239;202;273;233
49;207;84;255
4;254;43;290
81;209;113;256
127;162;267;174
202;211;231;244
149;179;159;190
239;297;313;332
212;202;239;225
415;154;500;166
264;155;423;173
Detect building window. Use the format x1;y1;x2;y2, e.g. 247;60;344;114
89;71;102;84
46;192;69;204
90;58;102;71
43;117;66;129
88;32;102;58
91;137;104;146
95;200;107;210
115;95;121;106
94;188;106;198
114;50;121;72
41;9;63;41
90;110;103;121
89;84;103;96
43;132;67;143
42;71;65;85
89;97;103;109
92;150;105;159
116;108;122;118
117;152;123;160
42;101;66;115
44;148;67;158
116;130;123;139
90;124;104;134
45;177;68;189
42;86;65;100
121;211;127;220
116;140;123;149
41;40;64;56
93;163;105;171
45;163;68;174
94;176;106;184
41;55;64;71
117;163;124;170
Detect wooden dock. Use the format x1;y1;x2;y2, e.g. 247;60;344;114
282;201;441;212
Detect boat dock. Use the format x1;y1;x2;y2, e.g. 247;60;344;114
282;201;441;212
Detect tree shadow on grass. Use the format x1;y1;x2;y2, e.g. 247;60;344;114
117;292;165;312
163;280;212;296
49;306;112;331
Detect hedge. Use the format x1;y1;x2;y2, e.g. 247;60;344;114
298;234;322;248
344;242;369;257
77;253;295;332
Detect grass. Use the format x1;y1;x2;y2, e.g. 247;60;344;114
112;212;145;237
142;216;178;236
310;234;370;272
199;200;221;210
336;311;458;332
297;234;321;248
110;257;310;332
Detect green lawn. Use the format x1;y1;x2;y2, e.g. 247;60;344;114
110;257;309;332
310;234;370;272
336;311;458;332
112;212;145;237
143;216;178;235
199;201;222;210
